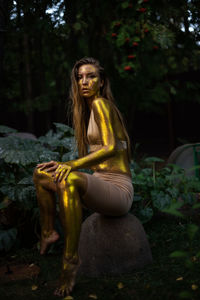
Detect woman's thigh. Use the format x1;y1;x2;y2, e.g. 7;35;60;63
60;171;88;195
82;173;132;216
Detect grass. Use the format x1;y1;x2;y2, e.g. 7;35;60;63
0;215;200;300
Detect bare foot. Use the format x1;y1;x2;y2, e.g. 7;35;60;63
40;230;59;255
54;257;80;297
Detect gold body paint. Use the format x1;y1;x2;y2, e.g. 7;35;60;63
33;64;131;296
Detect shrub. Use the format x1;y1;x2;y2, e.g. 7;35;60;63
0;123;77;252
130;157;200;223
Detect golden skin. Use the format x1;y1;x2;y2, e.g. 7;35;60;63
33;64;131;297
78;64;102;102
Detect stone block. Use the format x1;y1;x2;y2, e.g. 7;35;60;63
78;213;152;277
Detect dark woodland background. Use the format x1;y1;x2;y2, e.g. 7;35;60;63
0;0;200;157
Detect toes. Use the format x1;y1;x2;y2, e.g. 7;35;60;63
54;287;68;297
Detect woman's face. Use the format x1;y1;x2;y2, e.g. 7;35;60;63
77;64;102;99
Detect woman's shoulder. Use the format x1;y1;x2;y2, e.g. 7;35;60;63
92;97;114;110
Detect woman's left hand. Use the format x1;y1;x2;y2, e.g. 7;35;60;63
53;164;72;182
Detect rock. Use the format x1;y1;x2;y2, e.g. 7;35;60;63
167;143;200;177
78;213;152;277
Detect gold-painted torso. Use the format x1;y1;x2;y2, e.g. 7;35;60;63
68;97;131;177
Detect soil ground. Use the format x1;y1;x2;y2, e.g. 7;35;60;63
0;215;200;300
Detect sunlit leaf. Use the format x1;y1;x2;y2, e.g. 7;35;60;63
191;284;198;290
117;282;124;289
176;277;183;281
89;294;98;299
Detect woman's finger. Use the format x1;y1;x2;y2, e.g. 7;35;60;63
55;169;65;182
45;165;58;172
58;169;66;182
54;165;63;182
64;167;72;181
36;163;45;168
37;161;55;170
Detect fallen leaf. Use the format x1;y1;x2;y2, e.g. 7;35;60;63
117;282;124;289
89;294;98;299
31;285;38;291
176;277;183;281
191;256;197;262
191;284;198;290
63;296;74;300
29;263;35;268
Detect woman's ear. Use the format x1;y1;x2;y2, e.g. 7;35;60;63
100;80;104;88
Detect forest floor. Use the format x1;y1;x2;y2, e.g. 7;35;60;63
0;215;200;300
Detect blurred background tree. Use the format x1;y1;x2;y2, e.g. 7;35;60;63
0;0;200;156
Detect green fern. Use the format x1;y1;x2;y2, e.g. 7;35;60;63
0;125;17;134
0;136;59;166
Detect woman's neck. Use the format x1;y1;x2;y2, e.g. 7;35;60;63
86;93;101;110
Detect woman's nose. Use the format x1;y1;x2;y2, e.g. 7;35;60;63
82;76;88;85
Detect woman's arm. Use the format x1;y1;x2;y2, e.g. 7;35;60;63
64;98;118;171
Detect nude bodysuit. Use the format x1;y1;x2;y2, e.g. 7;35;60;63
82;109;134;216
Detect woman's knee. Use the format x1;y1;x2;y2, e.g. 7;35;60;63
33;167;53;185
56;171;87;193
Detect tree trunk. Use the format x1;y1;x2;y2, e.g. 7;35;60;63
167;100;175;153
23;32;34;132
0;0;12;90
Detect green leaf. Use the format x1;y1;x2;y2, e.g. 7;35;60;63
0;125;17;134
144;157;164;163
170;86;176;95
0;136;59;166
132;194;142;202
62;151;78;162
179;291;192;299
73;22;81;31
121;2;129;9
138;207;153;223
187;224;198;240
53;123;74;135
0;228;17;252
196;251;200;258
151;190;171;210
0;202;7;209
170;251;188;258
162;202;183;217
18;176;34;185
192;203;200;209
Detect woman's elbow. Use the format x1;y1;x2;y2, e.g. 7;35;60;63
105;144;117;156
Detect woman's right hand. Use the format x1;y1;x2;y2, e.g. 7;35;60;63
36;160;59;172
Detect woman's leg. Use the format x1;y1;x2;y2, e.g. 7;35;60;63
33;168;59;254
55;171;87;297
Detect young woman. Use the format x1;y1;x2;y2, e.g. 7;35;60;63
33;57;133;297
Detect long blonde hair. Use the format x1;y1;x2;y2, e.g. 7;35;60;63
69;57;131;161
